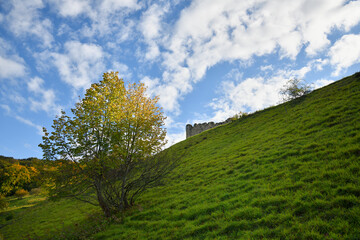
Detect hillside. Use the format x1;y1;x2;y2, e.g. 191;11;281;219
94;72;360;239
1;72;360;239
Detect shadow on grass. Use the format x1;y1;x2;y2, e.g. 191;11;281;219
0;194;102;240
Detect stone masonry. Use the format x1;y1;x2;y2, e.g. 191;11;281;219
186;118;232;138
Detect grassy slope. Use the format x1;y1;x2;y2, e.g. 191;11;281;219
94;73;360;239
1;73;359;240
0;194;100;239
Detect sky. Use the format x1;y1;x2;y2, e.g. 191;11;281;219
1;0;360;159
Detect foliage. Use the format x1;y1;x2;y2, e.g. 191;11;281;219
39;71;175;217
14;189;29;199
280;78;312;101
231;111;248;121
0;163;38;196
0;156;52;196
0;194;8;210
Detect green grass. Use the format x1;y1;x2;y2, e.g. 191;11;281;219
1;72;360;239
0;193;101;239
93;72;360;239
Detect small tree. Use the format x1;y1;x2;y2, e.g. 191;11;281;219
39;72;176;217
231;111;248;121
280;78;312;102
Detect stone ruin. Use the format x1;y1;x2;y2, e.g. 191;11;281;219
186;118;232;138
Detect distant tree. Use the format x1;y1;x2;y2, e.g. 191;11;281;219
0;163;36;196
280;78;312;102
39;72;177;217
0;157;48;195
231;111;248;121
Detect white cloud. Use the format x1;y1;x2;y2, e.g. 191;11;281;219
57;24;72;36
5;0;53;48
0;104;11;113
260;65;274;72
329;34;360;76
140;4;163;40
163;114;187;148
0;38;26;79
111;62;132;80
311;58;329;71
27;76;43;92
0;56;26;79
209;66;313;121
313;79;334;89
0;88;27;112
49;0;90;17
51;41;105;90
300;0;360;56
145;0;360;114
139;3;168;60
141;76;160;96
215;76;282;113
27;77;62;115
9;93;26;106
165;131;186;148
50;0;139;18
158;85;181;114
14;115;43;135
50;0;140;39
141;75;184;114
100;0;140;13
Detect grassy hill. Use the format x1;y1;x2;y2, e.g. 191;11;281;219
1;72;360;239
94;72;360;239
0;195;100;239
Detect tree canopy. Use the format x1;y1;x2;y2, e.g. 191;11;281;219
280;78;312;101
0;158;40;196
39;72;173;217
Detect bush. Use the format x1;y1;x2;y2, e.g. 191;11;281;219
14;189;29;199
0;194;9;210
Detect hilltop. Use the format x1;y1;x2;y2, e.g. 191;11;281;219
1;72;360;239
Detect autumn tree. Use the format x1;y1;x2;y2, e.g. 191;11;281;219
0;163;37;196
39;72;176;217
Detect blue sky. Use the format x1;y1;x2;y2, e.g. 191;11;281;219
1;0;360;159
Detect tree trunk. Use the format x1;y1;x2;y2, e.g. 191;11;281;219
120;159;131;210
95;183;112;217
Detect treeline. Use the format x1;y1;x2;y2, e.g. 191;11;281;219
0;155;57;197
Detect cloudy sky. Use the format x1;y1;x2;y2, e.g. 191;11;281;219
1;0;360;158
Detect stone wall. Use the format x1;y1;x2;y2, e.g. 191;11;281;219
186;118;232;138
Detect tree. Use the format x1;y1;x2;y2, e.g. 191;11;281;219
39;71;175;217
280;78;312;102
0;163;36;196
231;111;248;121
